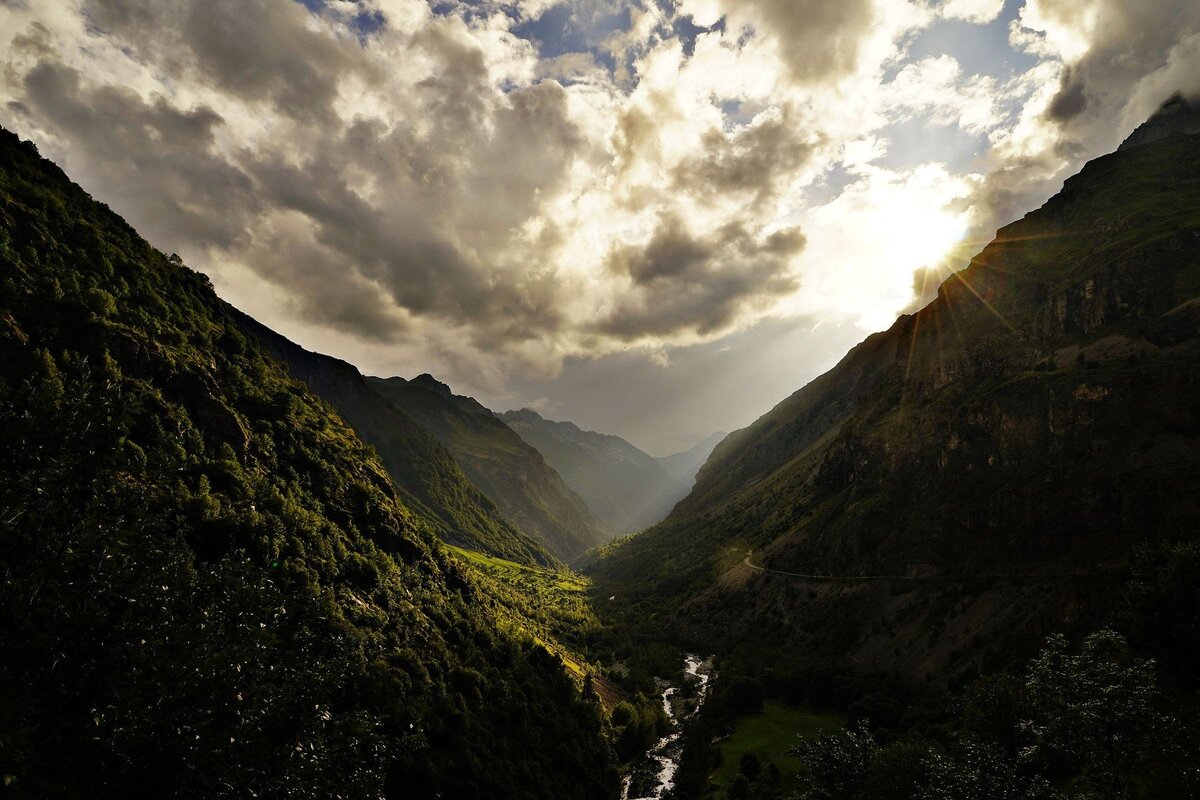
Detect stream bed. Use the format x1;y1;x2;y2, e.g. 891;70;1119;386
621;654;714;800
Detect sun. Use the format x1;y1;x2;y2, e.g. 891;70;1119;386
782;163;976;334
879;200;969;281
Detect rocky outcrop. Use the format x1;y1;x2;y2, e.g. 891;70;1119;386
1119;93;1200;151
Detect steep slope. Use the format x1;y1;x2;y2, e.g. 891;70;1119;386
591;126;1200;679
367;376;606;560
499;409;683;535
0;128;615;798
234;312;555;567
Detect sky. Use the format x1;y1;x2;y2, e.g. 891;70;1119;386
2;1;1200;454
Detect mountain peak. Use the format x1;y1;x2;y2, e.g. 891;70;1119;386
504;407;546;422
1119;92;1200;151
411;373;453;396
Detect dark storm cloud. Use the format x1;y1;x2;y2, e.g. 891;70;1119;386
599;213;804;341
4;0;592;350
1045;65;1086;121
721;0;877;85
671;104;820;209
84;0;366;122
11;52;259;252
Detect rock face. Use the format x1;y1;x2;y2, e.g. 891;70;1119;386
591;130;1200;680
368;377;607;561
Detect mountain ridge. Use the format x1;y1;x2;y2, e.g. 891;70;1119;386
590;126;1200;680
232;310;558;567
367;375;606;560
0;126;615;798
498;409;723;536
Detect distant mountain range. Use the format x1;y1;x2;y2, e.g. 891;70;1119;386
498;410;725;536
655;430;728;513
591;103;1200;680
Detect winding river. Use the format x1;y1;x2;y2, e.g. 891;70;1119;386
621;654;714;800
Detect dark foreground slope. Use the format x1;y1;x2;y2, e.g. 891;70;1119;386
368;376;606;560
235;312;556;567
591;128;1200;678
498;409;680;535
0;129;615;799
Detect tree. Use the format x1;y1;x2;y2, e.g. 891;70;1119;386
740;752;761;780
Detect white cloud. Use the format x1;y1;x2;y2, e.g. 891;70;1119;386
884;55;1005;134
940;0;1006;25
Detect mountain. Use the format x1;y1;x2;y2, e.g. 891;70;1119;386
498;411;725;535
1118;92;1200;151
0;128;615;798
590;121;1200;680
366;376;605;560
654;431;727;509
234;312;556;568
497;409;672;535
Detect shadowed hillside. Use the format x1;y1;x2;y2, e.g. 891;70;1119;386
0;127;616;799
235;312;556;568
591;125;1200;680
368;376;606;561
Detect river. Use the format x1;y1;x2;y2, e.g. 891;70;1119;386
621;654;714;800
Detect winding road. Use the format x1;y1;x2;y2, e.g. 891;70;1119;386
741;551;917;581
739;550;1095;582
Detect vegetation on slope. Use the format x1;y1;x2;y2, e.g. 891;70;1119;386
667;539;1200;799
438;545;679;765
368;376;606;560
236;311;556;568
0;128;616;799
786;627;1198;800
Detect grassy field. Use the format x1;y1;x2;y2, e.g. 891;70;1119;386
445;545;599;678
709;700;845;791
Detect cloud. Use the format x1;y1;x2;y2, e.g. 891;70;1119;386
598;212;804;341
965;0;1200;237
671;103;821;209
940;0;1005;25
1;0;1199;422
883;55;1007;135
716;0;878;85
8;51;260;252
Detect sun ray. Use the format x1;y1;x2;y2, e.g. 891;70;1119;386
948;269;1018;334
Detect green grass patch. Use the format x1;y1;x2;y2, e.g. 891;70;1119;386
445;544;599;679
709;700;844;791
